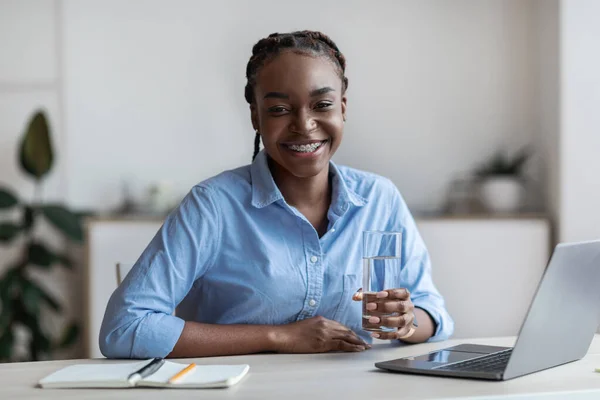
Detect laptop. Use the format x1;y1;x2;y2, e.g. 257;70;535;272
375;240;600;381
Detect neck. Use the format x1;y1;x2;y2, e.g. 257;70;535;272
268;158;331;209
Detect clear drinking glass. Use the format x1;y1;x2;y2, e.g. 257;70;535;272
362;230;402;333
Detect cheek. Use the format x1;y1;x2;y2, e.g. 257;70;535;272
320;115;344;139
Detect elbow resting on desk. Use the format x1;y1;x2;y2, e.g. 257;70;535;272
99;309;185;359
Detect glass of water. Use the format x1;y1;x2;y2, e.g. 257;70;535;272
362;230;402;333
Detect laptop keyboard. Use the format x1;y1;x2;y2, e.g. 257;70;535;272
433;349;513;373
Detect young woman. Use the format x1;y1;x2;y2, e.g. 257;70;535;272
100;30;453;359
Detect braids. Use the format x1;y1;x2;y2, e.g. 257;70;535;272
252;131;260;161
244;30;349;105
246;31;348;161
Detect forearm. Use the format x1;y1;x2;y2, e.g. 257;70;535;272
400;307;435;344
168;321;279;358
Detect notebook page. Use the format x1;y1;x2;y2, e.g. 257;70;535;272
38;360;150;388
140;361;249;388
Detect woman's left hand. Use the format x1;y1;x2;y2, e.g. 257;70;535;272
352;288;416;340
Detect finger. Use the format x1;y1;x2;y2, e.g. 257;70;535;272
370;331;399;340
377;313;414;329
363;313;411;330
334;328;370;347
365;300;413;315
328;319;370;347
396;324;415;339
334;340;366;352
376;288;410;300
352;288;363;301
379;300;414;314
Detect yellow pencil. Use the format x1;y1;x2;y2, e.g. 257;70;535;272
168;363;197;384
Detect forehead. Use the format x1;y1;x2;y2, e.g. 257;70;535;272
255;51;342;95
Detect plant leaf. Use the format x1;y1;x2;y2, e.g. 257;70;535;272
0;223;20;242
0;275;15;332
0;328;14;361
41;205;83;242
21;280;41;317
0;307;12;334
28;242;56;267
55;254;74;270
57;323;79;349
14;302;50;360
22;205;34;232
0;267;21;302
22;278;61;313
31;330;51;358
19;110;54;179
0;188;19;209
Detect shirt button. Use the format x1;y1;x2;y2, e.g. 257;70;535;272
310;256;318;263
308;299;317;307
330;228;336;233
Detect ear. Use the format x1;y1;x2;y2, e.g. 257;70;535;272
250;104;259;132
341;95;347;122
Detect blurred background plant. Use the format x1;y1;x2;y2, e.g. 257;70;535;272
0;110;82;362
475;146;532;213
475;147;531;179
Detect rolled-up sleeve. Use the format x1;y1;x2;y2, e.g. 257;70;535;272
99;185;220;358
387;184;454;342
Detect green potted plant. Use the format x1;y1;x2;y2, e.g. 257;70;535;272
0;110;82;362
475;147;531;213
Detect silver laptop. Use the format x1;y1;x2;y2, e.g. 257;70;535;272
375;240;600;381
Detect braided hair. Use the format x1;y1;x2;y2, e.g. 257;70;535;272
246;31;349;161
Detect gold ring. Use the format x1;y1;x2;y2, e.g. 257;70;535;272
398;326;416;340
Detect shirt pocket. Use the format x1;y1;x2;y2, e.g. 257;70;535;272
333;273;361;322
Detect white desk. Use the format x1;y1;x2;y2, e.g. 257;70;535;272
2;335;599;399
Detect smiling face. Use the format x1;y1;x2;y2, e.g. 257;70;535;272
251;50;347;179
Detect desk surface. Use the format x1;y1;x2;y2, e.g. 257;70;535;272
2;335;600;400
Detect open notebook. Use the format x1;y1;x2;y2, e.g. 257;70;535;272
38;359;249;389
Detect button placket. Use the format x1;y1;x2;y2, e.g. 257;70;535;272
297;221;325;321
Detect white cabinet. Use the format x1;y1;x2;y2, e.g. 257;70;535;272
84;216;551;357
84;218;163;358
417;217;551;339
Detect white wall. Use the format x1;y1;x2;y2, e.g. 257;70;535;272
559;0;600;242
533;0;560;234
62;0;540;213
0;0;65;201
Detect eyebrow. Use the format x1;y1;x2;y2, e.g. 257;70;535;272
310;87;335;96
263;87;335;100
263;92;289;99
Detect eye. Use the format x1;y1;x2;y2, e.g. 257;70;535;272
315;102;333;110
268;106;289;114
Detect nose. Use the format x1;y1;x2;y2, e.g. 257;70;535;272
289;108;317;135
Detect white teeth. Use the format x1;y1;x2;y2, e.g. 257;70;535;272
287;141;324;153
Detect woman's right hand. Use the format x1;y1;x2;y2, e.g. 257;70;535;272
270;316;370;353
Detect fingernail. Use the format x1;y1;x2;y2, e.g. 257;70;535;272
371;333;380;338
357;346;365;351
364;343;372;349
376;291;389;298
368;316;380;323
366;303;377;311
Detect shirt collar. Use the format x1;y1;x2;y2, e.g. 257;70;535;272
250;150;367;210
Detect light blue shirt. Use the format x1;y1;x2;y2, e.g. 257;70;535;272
100;151;454;358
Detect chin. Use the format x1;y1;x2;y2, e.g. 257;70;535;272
275;156;331;179
288;165;327;179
